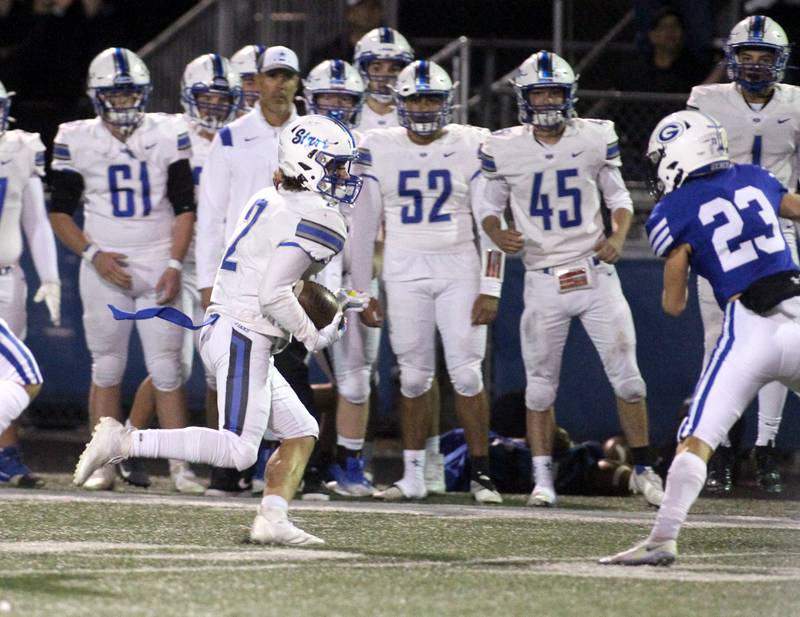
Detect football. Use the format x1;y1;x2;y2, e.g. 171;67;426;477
294;280;340;329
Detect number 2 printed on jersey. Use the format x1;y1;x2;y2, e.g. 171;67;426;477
108;163;152;217
398;169;452;224
529;168;582;230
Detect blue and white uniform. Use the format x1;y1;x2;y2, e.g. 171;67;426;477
646;164;800;448
0;317;42;435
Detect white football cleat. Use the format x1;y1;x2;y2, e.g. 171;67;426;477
81;464;116;491
470;471;503;504
599;538;677;566
250;507;324;546
74;417;130;487
424;452;446;494
169;460;205;495
629;466;665;507
526;485;556;507
373;479;427;500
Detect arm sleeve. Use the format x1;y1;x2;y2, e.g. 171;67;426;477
48;169;85;215
21;176;59;282
166;159;196;215
258;244;320;346
291;209;347;263
470;173;505;297
645;206;678;258
349;174;384;294
196;135;231;289
598;165;633;213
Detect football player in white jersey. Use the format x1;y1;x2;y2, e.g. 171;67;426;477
350;60;504;503
0;82;59;488
353;27;413;131
686;15;800;493
48;48;196;491
74;115;362;546
230;44;267;112
480;51;663;508
123;53;243;492
304;59;382;496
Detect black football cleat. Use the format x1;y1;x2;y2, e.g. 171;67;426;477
116;458;151;488
705;446;733;494
754;444;782;493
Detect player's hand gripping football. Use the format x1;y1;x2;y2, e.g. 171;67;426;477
93;251;132;289
594;233;625;264
307;309;346;352
155;266;181;305
359;297;384;328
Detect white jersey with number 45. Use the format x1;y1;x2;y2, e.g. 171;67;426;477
480;118;632;271
687;83;800;189
51;113;192;259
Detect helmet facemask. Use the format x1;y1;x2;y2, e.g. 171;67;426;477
93;82;151;137
359;57;409;104
395;91;451;136
311;150;364;206
727;44;787;95
185;85;242;132
309;91;364;127
516;83;575;130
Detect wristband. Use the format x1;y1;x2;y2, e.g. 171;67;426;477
82;243;100;264
167;259;183;272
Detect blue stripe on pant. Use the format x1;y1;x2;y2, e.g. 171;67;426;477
682;302;736;440
224;330;252;435
0;322;41;384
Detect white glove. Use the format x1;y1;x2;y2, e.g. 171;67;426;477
34;281;61;326
336;288;370;312
302;309;346;352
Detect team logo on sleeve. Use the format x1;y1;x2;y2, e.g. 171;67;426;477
657;122;684;144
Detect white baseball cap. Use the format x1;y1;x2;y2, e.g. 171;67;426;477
258;45;299;73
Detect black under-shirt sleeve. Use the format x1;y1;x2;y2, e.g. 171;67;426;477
167;159;196;215
48;169;85;215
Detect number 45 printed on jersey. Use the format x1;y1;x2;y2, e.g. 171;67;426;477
530;168;581;230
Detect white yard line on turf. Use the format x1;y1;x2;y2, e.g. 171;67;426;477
2;489;799;531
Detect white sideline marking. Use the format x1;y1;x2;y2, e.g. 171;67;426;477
2;489;799;531
0;542;200;554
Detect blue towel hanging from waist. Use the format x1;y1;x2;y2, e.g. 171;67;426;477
108;304;219;331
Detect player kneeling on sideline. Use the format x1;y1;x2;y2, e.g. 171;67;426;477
0;318;44;486
350;60;504;503
74;115;362;546
480;51;662;509
602;110;800;566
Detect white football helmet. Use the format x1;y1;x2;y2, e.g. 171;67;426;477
87;47;151;137
0;81;13;136
303;60;366;127
646;110;730;199
353;27;414;103
231;44;267;109
278;115;363;206
181;53;243;132
725;15;789;94
393;60;453;136
512;50;577;129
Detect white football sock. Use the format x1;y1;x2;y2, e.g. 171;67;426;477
532;455;554;490
261;494;288;512
425;435;440;455
131;427;241;468
402;449;426;487
756;382;785;446
0;381;29;435
336;435;365;451
649;451;707;543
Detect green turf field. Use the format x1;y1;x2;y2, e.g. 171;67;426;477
2;475;799;617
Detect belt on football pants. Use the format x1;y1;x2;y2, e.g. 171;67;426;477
539;256;601;275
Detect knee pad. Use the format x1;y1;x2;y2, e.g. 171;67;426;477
336;367;371;405
525;377;557;411
613;375;647;403
92;354;126;388
149;354;183;392
451;362;484;397
226;433;259;471
399;367;434;399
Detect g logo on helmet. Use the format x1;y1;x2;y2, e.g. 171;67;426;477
658;122;684;144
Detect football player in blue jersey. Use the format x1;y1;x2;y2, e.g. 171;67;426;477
601;110;800;566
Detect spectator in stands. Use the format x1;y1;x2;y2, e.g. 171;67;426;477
617;7;713;93
307;0;385;71
633;0;714;64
